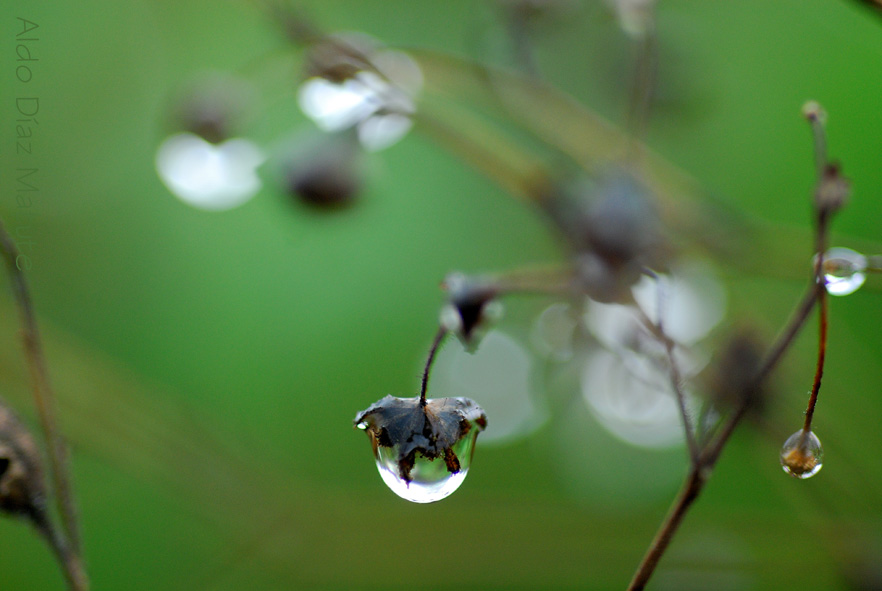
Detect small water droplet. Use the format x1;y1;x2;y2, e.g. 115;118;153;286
374;426;480;503
780;429;823;479
356;421;368;430
818;247;867;296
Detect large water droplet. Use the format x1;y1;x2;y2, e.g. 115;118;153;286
354;396;487;503
780;429;823;479
818;247;867;296
373;425;480;503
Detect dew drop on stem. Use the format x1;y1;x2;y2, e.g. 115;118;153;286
780;429;823;479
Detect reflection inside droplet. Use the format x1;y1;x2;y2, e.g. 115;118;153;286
780;429;823;479
155;133;264;211
373;423;480;503
819;247;867;296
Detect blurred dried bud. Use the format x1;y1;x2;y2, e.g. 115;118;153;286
440;272;503;348
303;33;378;83
544;170;665;303
173;73;255;144
0;398;48;524
801;100;827;124
298;33;422;151
702;332;765;414
815;163;850;214
280;131;364;209
354;395;487;486
605;0;657;37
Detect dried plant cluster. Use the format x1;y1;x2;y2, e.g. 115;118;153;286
2;2;880;590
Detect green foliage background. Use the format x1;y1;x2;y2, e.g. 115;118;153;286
1;1;881;589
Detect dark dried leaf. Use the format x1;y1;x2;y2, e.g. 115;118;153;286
354;395;487;483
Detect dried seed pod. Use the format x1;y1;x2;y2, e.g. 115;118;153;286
172;73;255;145
440;272;503;348
280;130;365;209
702;332;765;415
543;170;666;303
815;163;850;215
0;397;48;525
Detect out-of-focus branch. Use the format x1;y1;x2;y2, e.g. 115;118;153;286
0;220;88;591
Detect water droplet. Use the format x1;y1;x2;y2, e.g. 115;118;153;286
818;247;867;296
780;429;823;479
356;421;368;430
374;426;480;503
155;132;264;211
354;396;487;503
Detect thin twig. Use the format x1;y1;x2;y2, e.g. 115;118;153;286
633;300;700;466
420;326;448;405
0;220;87;591
803;213;830;432
36;515;88;591
493;264;576;296
625;24;658;163
626;466;704;591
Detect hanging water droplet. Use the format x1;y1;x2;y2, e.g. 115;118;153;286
817;247;867;296
780;429;823;479
354;395;487;503
374;426;479;503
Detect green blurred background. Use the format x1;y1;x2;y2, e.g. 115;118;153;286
1;0;882;589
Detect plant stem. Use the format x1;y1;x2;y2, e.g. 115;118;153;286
36;516;89;591
803;213;829;432
629;275;822;589
420;326;448;405
0;220;87;590
633;302;700;466
626;466;704;591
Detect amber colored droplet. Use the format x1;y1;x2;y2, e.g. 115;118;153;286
780;429;823;479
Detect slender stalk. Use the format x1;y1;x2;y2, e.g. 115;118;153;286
504;4;540;79
625;23;658;162
36;516;88;591
633;302;700;466
627;466;704;591
0;221;87;590
493;265;576;296
420;326;448;405
803;214;829;432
